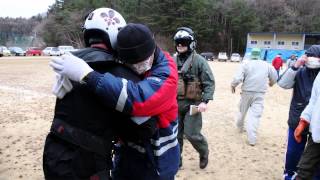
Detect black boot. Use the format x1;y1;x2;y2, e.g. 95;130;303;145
199;151;209;169
179;156;183;168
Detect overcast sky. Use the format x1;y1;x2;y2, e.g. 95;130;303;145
0;0;55;18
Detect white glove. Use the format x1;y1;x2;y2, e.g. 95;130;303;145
52;74;73;99
49;53;93;82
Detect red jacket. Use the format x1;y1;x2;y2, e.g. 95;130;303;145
272;57;283;70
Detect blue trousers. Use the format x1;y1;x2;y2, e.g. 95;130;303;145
284;128;320;180
112;144;175;180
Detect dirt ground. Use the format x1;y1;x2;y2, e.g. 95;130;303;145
0;56;291;180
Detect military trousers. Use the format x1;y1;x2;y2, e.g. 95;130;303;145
236;91;265;145
297;135;320;180
177;99;208;157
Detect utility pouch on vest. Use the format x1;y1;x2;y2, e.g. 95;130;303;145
50;118;111;157
178;74;186;97
185;78;202;101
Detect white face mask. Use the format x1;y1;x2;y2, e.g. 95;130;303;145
305;57;320;69
127;54;154;74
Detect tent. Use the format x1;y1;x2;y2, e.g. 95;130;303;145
244;48;305;63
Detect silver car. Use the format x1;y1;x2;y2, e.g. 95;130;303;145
230;53;241;62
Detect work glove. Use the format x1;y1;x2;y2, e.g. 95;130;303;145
49;53;93;82
197;102;207;112
52;74;73;99
294;118;309;143
231;86;236;94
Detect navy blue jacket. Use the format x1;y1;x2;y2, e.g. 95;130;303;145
279;67;320;131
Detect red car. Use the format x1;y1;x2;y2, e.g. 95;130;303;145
26;47;42;56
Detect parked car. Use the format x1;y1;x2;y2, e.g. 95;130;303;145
42;47;54;56
230;53;241;62
200;52;215;61
49;47;61;56
58;45;76;55
0;46;11;56
26;47;42;56
42;47;61;56
9;47;26;56
218;52;228;61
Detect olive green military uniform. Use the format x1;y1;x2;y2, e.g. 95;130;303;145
174;51;215;160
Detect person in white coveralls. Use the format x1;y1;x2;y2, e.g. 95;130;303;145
231;48;277;146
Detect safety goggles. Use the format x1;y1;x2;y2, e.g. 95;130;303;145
175;39;191;47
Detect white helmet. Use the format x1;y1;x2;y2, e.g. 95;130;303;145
83;8;126;50
173;27;196;51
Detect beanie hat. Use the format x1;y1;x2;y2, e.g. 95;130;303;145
306;45;320;58
250;48;261;60
117;23;156;64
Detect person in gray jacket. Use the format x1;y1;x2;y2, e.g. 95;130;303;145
286;54;297;69
231;48;277;146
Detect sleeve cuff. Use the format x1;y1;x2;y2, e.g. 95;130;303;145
291;66;299;71
202;99;209;104
84;71;104;92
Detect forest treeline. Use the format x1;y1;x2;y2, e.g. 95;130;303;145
1;0;320;54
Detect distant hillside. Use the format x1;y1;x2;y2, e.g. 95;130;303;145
1;0;320;53
0;15;44;48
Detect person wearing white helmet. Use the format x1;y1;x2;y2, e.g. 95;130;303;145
173;27;215;169
231;48;277;146
49;18;180;180
82;7;125;51
43;8;158;180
